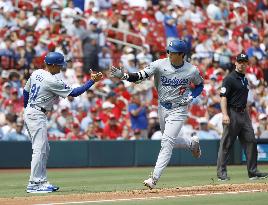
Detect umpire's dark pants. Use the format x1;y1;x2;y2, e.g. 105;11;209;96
217;107;258;178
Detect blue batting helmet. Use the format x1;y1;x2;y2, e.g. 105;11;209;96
44;52;66;67
166;40;187;53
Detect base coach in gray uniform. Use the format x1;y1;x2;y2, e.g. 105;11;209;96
217;53;268;181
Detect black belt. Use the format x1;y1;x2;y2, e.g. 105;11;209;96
231;107;246;113
30;104;47;113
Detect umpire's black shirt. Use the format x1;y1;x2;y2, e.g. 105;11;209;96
220;70;249;109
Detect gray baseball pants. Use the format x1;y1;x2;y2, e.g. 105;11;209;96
153;105;191;181
24;107;49;183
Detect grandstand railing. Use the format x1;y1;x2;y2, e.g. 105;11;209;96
106;37;143;51
105;27;143;51
49;9;144;51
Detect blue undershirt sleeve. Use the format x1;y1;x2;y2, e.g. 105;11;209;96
23;89;29;108
68;80;95;97
191;83;204;98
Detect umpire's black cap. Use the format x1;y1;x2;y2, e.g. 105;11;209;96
236;53;249;62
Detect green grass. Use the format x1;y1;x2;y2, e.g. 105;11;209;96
89;192;268;205
0;165;267;199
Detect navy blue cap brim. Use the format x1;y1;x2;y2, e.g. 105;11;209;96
167;46;184;53
60;62;67;68
236;59;248;62
236;57;248;62
45;61;67;67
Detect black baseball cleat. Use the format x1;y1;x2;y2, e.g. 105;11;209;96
249;172;268;180
217;176;230;182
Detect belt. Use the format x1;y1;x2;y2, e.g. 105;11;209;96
160;101;186;110
30;104;47;113
160;101;172;109
231;107;246;113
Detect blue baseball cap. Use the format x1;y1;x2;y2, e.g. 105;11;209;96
167;40;187;53
44;52;67;67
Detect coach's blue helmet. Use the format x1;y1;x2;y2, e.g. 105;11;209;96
166;40;187;53
44;52;66;67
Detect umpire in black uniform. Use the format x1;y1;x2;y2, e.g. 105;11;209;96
217;53;268;181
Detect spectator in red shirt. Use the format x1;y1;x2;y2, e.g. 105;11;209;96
247;56;264;81
103;91;126;119
56;107;79;134
113;81;131;101
3;88;23;113
99;101;114;123
103;114;123;140
227;33;243;56
89;116;104;139
66;122;87;141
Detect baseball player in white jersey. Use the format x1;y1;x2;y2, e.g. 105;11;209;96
111;40;204;189
23;52;103;193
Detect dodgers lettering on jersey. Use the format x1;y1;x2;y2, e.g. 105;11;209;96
24;69;73;111
160;76;189;87
143;58;203;103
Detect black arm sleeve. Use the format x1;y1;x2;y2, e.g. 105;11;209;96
123;71;149;82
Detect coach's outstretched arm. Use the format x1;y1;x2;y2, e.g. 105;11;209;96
110;66;149;82
68;72;103;97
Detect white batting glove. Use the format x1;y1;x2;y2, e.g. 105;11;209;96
179;96;193;106
110;66;124;79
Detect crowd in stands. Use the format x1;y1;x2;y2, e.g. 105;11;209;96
0;0;268;141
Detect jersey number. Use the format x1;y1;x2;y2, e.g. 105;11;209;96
179;86;186;95
30;84;40;102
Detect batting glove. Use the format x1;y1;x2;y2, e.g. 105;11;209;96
179;96;193;106
110;66;124;79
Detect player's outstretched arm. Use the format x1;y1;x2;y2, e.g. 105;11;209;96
110;66;149;83
68;72;103;97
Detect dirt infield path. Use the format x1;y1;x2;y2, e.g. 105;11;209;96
0;183;268;205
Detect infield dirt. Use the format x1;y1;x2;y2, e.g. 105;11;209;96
0;183;267;205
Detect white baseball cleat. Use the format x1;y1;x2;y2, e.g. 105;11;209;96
143;177;157;189
42;181;60;191
26;184;53;193
191;133;201;158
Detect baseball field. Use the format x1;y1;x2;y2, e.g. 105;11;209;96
0;165;268;205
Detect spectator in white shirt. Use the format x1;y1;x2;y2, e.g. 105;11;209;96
198;117;220;140
208;113;223;137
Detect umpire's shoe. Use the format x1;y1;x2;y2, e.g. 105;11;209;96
143;176;157;189
249;172;268;180
190;133;201;158
217;176;230;182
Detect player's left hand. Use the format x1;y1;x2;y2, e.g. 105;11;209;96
91;72;103;82
110;66;124;79
179;96;193;105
